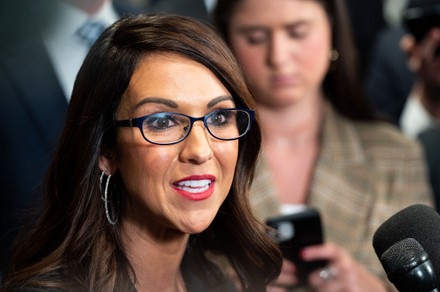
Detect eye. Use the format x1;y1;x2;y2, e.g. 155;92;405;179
244;30;268;45
206;110;234;127
143;113;180;132
286;25;308;39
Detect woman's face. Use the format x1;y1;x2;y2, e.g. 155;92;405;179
109;53;238;236
228;0;332;108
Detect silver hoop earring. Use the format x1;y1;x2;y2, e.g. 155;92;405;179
100;168;106;185
100;169;118;225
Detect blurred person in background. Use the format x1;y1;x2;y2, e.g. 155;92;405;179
398;0;440;210
0;0;141;272
399;0;440;139
214;0;434;290
365;0;440;210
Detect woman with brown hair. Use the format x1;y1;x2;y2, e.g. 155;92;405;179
1;14;282;291
214;0;433;291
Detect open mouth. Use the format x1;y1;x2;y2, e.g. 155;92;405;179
175;179;212;194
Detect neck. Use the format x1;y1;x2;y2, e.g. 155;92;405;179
120;219;189;292
258;94;325;147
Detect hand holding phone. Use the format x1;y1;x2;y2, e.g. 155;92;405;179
266;207;328;286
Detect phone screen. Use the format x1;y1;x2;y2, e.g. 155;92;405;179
266;208;328;285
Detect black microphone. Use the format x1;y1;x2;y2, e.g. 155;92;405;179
380;238;437;292
373;204;440;290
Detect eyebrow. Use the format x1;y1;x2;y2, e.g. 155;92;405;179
284;21;308;30
207;95;235;108
132;95;235;112
236;21;308;34
235;25;268;34
133;97;178;111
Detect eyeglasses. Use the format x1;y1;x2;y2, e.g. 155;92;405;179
114;108;255;145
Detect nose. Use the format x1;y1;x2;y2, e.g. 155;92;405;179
267;31;290;68
179;122;213;164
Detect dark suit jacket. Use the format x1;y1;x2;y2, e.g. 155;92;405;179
418;129;440;211
364;26;416;125
0;0;141;271
344;0;386;76
0;34;67;271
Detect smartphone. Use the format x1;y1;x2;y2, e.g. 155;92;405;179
266;207;328;285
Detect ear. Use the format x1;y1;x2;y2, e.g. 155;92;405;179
99;147;117;175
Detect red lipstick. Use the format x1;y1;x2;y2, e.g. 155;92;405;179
173;175;216;201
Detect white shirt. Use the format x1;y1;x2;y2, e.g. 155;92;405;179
400;95;440;138
203;0;217;13
43;1;118;101
383;0;409;26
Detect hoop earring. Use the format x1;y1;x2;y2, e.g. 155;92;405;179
329;49;339;61
100;169;118;225
100;168;106;185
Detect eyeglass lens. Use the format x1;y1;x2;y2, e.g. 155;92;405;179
141;109;250;144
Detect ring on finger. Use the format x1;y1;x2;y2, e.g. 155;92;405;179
319;266;337;282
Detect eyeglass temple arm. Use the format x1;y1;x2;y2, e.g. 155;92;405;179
114;119;133;127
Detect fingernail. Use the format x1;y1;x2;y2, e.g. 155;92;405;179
300;249;309;259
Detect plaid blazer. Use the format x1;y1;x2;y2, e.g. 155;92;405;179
249;105;434;286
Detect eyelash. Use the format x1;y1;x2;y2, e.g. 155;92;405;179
287;29;307;39
245;29;307;45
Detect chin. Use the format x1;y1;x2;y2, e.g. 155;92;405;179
259;90;302;107
181;212;217;234
182;224;211;235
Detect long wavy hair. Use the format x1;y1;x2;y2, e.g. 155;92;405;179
213;0;378;122
2;14;282;291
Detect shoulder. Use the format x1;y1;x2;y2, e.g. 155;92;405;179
353;120;423;160
328;108;423;161
324;106;425;166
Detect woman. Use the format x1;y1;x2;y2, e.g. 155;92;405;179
214;0;433;291
2;14;282;291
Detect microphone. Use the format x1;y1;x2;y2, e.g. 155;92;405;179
380;238;437;292
373;204;440;290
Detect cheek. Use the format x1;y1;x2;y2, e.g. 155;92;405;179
215;141;239;182
117;140;175;198
299;35;331;81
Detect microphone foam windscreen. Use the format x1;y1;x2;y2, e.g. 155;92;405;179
373;204;440;286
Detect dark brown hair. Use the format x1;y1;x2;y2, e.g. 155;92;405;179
2;14;281;291
213;0;378;121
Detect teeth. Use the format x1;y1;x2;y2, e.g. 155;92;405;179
177;179;211;187
176;179;211;193
179;184;210;193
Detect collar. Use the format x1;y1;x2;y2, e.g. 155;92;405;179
43;0;119;44
319;104;366;167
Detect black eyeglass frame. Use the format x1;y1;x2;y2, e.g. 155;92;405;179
114;108;255;145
